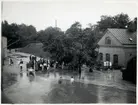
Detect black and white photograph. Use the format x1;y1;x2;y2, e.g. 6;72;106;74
1;0;137;104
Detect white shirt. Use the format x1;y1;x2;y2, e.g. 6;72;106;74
110;62;112;66
106;61;109;66
28;68;34;72
44;63;47;66
104;62;106;66
71;78;74;83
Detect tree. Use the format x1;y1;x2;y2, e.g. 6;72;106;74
113;13;130;28
18;24;37;42
38;22;90;72
38;27;64;44
97;15;115;31
38;27;65;62
65;21;82;38
2;20;9;37
2;21;21;49
128;17;137;32
64;22;97;72
2;21;37;49
97;13;130;32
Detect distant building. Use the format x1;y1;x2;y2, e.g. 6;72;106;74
2;36;8;58
96;28;136;68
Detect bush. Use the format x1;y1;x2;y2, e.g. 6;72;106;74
95;61;103;70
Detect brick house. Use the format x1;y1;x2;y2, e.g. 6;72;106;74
96;28;136;68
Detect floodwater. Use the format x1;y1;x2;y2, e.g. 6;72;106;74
2;53;136;103
2;70;136;103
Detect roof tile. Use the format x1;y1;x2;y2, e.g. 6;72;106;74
108;28;137;45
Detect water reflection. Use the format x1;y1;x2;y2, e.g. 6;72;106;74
54;72;56;78
3;67;136;103
58;77;62;84
20;72;23;77
2;73;18;89
28;75;35;83
47;72;50;78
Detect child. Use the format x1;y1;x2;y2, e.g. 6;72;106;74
43;62;47;71
19;59;23;71
11;59;13;65
9;58;13;66
40;63;43;71
70;76;74;84
28;67;35;76
47;64;50;70
58;76;62;84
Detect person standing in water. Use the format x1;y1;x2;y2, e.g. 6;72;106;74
29;55;32;61
19;59;23;72
9;58;13;66
43;59;47;71
62;62;64;70
70;76;74;84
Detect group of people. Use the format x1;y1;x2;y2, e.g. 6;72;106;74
8;54;77;84
26;55;58;76
104;61;112;70
9;57;24;73
58;76;75;84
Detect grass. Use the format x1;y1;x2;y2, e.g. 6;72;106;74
18;42;51;58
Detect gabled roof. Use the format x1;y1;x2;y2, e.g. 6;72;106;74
108;28;137;45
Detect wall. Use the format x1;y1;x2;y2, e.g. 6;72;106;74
2;36;7;58
97;30;136;67
123;47;136;66
98;30;122;47
97;30;125;66
98;46;125;66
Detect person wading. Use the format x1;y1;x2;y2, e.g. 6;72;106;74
9;58;13;66
19;59;23;72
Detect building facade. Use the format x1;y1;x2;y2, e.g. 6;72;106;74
2;36;8;58
97;28;136;68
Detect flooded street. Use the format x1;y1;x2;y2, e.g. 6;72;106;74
2;52;136;103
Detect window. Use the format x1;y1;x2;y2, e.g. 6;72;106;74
113;54;118;64
99;53;103;61
106;53;110;61
105;37;111;44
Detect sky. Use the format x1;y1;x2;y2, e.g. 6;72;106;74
2;0;138;31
